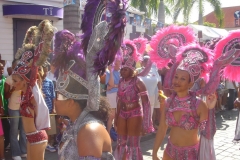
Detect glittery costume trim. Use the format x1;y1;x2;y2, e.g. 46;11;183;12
118;77;139;103
26;130;48;145
20;92;34;118
114;135;127;160
142;101;155;133
199;108;217;139
79;156;100;160
126;136;143;160
165;138;199;160
166;93;201;130
119;107;143;119
56;61;89;100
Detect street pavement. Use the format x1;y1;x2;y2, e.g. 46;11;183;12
5;109;240;160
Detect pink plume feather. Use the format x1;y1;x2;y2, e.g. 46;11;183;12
215;30;240;82
176;43;214;83
123;39;140;61
149;25;196;69
133;38;148;54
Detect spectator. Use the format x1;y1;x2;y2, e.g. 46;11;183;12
0;63;10;150
225;79;238;110
4;60;26;160
40;64;56;152
138;55;162;129
0;54;12;77
46;63;56;83
105;58;121;133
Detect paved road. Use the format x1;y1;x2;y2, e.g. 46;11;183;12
5;110;240;160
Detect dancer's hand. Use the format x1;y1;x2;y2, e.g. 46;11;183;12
206;93;217;109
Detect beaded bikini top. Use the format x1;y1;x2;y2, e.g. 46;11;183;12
165;92;201;130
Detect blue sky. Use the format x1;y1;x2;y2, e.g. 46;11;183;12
165;0;240;23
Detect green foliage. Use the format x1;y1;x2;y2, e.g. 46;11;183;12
203;21;216;27
130;0;171;18
167;0;223;27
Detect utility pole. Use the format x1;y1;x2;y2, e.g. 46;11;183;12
63;0;81;35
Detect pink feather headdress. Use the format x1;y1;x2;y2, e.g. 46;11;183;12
133;37;148;54
121;39;140;70
149;25;196;69
214;30;240;82
176;43;214;83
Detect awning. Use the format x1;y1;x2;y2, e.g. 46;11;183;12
3;4;63;19
188;24;229;41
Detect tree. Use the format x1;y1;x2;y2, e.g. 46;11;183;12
63;1;81;35
168;0;223;27
131;0;171;23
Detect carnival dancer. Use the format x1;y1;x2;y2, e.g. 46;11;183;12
114;39;154;160
152;43;216;160
55;0;128;159
53;30;114;159
12;20;54;160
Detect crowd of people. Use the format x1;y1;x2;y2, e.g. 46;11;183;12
0;1;239;160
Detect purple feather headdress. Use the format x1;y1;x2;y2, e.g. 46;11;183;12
94;0;129;75
53;30;86;79
80;0;101;55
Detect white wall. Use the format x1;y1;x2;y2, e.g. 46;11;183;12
0;0;63;60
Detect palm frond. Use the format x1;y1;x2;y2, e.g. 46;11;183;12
205;0;223;27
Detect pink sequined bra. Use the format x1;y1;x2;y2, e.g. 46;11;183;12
166;93;201;130
118;77;139;103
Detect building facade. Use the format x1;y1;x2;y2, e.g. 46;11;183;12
204;6;240;31
0;0;63;61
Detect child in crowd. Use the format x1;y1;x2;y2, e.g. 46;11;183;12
40;62;56;152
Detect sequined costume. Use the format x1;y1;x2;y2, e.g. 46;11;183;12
58;114;114;160
149;27;220;159
165;92;206;159
114;40;154;160
13;20;54;146
54;0;128;159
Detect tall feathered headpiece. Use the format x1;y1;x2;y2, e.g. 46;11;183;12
53;0;129;124
149;25;196;69
133;37;148;54
197;31;240;95
13;20;55;130
81;0;128;75
121;39;140;71
214;31;240;82
164;43;214;90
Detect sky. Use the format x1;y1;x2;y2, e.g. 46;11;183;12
165;0;240;23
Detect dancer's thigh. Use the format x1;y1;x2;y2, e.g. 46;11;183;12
117;116;127;135
162;150;173;160
27;141;47;160
127;116;143;136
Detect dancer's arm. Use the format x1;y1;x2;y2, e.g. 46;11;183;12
114;98;121;131
136;78;154;133
198;97;216;140
152;97;168;160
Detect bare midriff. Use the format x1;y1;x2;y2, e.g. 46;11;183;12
169;127;199;146
121;101;140;111
22;107;37;133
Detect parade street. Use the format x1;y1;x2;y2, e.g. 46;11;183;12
4;109;240;160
